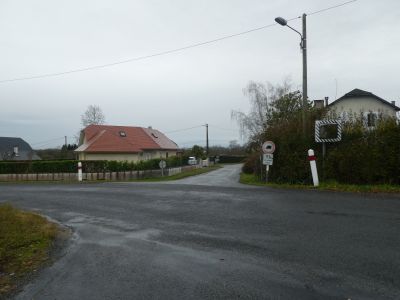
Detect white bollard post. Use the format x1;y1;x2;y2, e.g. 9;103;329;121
78;162;82;182
308;149;319;187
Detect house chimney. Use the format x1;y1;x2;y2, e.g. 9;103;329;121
325;97;329;107
13;146;19;157
391;101;396;106
314;100;324;109
148;126;152;129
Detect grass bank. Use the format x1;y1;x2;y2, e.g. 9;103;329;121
133;165;222;182
240;173;400;194
0;204;59;297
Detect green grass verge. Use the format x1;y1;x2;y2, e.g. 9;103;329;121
132;165;222;182
240;173;400;193
0;204;59;296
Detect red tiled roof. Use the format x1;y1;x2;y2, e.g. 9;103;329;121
143;127;178;150
75;125;178;153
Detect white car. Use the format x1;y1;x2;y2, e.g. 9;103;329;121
188;157;197;165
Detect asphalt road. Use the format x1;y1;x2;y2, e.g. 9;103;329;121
1;164;400;299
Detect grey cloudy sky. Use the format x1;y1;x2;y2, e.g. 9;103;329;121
0;0;399;149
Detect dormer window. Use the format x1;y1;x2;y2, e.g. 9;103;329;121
119;131;126;137
151;133;158;138
13;146;19;157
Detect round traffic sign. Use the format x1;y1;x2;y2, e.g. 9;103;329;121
159;160;167;169
262;141;276;154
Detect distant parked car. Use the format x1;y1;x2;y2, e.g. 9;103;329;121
188;157;197;165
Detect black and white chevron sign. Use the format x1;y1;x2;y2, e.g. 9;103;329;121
315;119;342;143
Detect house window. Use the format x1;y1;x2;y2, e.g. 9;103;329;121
151;133;158;138
119;131;126;137
367;113;376;127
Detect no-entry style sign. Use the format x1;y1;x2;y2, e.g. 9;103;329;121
262;141;276;154
159;160;166;169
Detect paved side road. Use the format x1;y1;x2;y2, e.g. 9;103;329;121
163;164;246;187
0;165;399;299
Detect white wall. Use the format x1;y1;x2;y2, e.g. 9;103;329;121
329;96;397;119
78;150;178;162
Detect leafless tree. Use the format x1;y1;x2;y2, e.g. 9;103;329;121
231;80;292;142
81;105;106;128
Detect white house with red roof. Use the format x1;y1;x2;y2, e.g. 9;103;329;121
75;125;179;162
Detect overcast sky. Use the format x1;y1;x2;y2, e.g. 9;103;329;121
0;0;399;149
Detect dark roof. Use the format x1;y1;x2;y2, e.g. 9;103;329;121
0;137;41;161
328;88;400;111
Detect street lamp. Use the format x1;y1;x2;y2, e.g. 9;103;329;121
275;14;308;136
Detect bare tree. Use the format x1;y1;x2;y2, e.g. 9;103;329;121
81;105;106;128
231;80;292;142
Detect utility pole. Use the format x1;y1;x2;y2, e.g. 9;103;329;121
64;136;67;148
275;14;308;137
302;13;308;136
205;124;209;156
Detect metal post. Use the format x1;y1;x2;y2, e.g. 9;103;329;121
322;142;326;180
302;13;308;137
265;165;269;183
205;123;209;155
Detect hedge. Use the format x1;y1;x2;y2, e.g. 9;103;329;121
243;117;400;185
0;156;189;174
217;155;246;164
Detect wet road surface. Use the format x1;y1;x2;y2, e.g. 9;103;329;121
1;164;399;299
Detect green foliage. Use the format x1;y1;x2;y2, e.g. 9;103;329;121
324;119;400;184
0;156;188;174
240;82;400;185
190;145;206;159
242;153;261;174
218;155;246;164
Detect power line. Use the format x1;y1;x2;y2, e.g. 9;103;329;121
165;125;204;134
208;124;238;132
31;136;65;146
307;0;358;16
0;0;357;84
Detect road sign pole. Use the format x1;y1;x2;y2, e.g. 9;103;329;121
265;165;269;183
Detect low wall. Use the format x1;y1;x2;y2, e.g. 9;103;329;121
0;166;198;182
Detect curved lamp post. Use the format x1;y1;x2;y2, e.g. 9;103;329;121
275;14;308;136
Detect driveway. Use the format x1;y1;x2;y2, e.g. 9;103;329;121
1;165;399;299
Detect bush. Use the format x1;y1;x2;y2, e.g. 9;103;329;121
0;156;188;174
242;153;261;174
218;155;246;164
324;119;400;184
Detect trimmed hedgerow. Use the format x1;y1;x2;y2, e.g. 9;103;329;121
0;156;188;174
218;155;246;164
243;112;400;185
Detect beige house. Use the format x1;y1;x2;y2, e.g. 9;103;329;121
326;88;399;127
75;125;179;162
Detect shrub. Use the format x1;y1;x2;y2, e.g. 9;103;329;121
242;153;261;174
218;155;246;164
0;156;188;174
